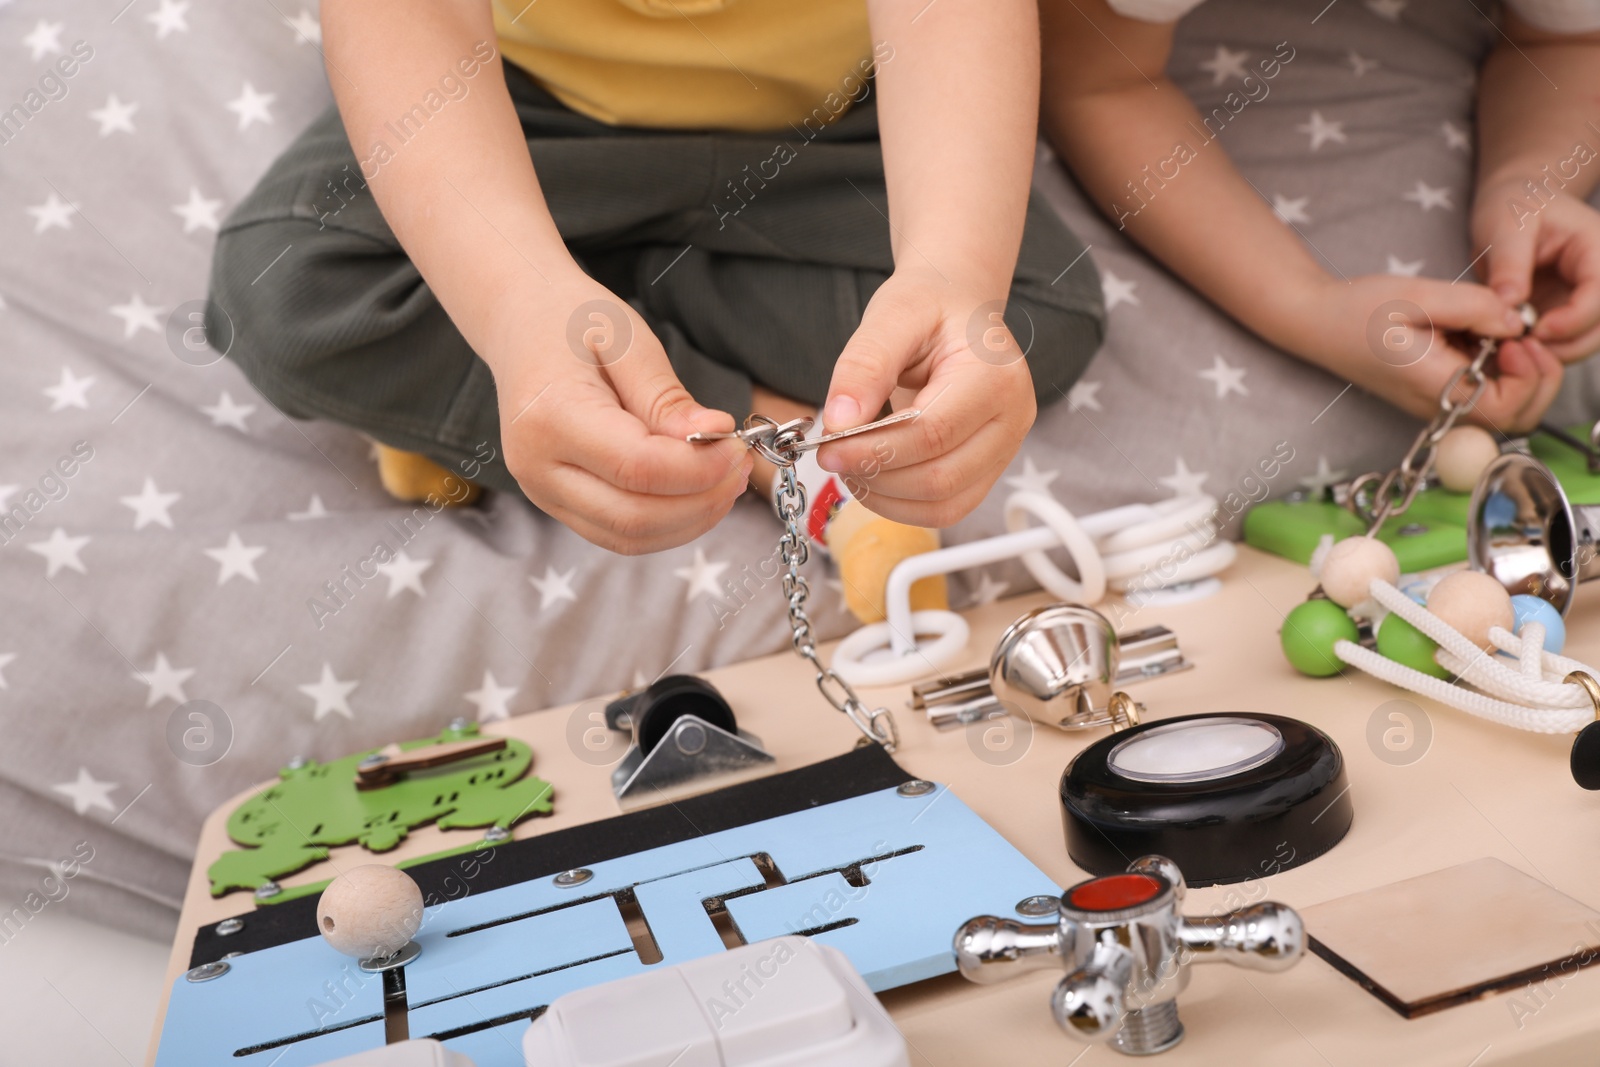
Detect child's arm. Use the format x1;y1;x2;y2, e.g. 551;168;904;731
1473;12;1600;362
322;0;749;555
1038;0;1560;431
818;0;1044;528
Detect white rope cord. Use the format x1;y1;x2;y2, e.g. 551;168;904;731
1334;641;1589;733
1369;580;1589;708
1334;579;1596;735
1490;626;1596;679
1518;622;1545;681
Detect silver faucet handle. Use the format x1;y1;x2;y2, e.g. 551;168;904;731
1051;940;1134;1041
1178;902;1304;972
1127;855;1185;904
954;856;1304;1055
952;915;1063;984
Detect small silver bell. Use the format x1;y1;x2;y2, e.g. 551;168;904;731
991;604;1121;729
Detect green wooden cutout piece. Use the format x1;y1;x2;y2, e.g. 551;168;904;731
206;722;553;896
1530;426;1600;506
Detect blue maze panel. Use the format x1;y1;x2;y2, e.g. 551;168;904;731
156;778;1057;1067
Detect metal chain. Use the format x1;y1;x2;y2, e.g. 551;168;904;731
768;434;900;752
1346;304;1539;532
1346;336;1500;534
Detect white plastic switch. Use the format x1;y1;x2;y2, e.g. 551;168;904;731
313;1038;475;1066
550;961;721;1067
675;937;852;1064
523;937;909;1067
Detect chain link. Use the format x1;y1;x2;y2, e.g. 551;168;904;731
770;447;899;752
1347;336;1497;534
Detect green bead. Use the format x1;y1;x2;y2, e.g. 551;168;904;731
1282;599;1360;677
1376;611;1449;679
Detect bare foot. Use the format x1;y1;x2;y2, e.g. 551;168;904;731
748;385;817;497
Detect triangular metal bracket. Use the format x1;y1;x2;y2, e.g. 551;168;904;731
611;714;774;811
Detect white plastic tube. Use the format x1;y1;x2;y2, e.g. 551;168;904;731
831;491;1232;687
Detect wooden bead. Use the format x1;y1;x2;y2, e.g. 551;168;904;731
317;864;424;960
1376;612;1448;679
1282;599;1360;677
1319;536;1399;609
1426;570;1514;653
1511;594;1566;654
1434;426;1500;493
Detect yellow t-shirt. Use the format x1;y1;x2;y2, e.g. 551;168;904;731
491;0;876;131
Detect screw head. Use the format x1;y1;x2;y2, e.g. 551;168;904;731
216;918;244;936
483;825;510;843
1015;895;1060;918
674;720;707;755
254;881;282;901
554;868;593;888
186;961;230;983
897;779;935;797
358;753;389;768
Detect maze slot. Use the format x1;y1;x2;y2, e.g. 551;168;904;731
231;949;633;1058
614;889;664;965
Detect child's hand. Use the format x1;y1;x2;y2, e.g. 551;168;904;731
816;268;1037;528
1473;182;1600;363
1289;274;1560;433
487;278;752;555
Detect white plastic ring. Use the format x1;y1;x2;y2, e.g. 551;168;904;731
1003;492;1107;605
1118;576;1224;606
1107;540;1236;590
830;610;972;687
1097;495;1218;555
1101;530;1235;581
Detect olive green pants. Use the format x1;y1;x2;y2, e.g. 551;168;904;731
209;68;1104;495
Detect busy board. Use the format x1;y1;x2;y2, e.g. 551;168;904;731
154;749;1056;1066
150;546;1600;1066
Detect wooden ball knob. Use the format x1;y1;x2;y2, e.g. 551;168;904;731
1435;426;1500;493
1427;571;1514;653
317;864;424;960
1319;536;1399;609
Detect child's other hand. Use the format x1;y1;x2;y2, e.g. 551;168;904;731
487;278;751;555
1292;274;1560;434
816;268;1037;527
1473;182;1600;363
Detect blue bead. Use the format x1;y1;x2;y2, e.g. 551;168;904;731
1511;594;1566;654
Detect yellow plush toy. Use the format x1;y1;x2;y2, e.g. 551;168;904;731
372;443;481;506
825;498;949;623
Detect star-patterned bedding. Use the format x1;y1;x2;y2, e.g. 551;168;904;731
6;0;1600;940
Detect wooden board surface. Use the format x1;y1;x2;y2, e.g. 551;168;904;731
151;545;1600;1066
